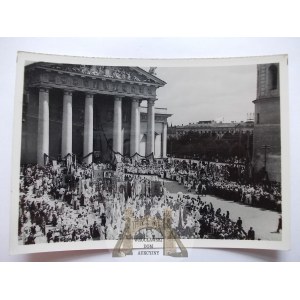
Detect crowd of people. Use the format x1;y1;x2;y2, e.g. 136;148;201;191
18;157;281;246
125;158;282;212
19;162;165;245
171;194;256;240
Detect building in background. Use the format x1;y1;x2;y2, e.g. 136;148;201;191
139;106;171;158
169;118;254;138
252;63;281;182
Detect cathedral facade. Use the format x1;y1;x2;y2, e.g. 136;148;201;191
21;63;171;165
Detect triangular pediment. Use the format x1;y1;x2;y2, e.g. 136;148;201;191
28;62;166;87
131;67;166;86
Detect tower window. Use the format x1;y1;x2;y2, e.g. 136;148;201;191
269;64;278;90
257;113;260;124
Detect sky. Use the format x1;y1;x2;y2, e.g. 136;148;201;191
153;65;257;126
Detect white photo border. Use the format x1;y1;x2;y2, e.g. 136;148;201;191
10;52;290;254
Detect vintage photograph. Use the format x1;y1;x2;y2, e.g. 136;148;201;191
10;53;289;254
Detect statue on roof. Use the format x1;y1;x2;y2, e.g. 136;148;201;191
148;67;157;75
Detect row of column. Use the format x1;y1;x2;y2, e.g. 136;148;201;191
36;87;166;165
37;88;94;165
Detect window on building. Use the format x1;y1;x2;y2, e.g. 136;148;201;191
257;113;260;124
269;64;278;90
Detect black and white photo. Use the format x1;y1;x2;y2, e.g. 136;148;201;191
10;52;289;254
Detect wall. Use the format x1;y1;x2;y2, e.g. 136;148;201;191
254;98;280;125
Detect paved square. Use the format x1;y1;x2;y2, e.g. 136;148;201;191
163;179;282;241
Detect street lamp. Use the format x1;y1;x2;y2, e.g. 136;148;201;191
261;145;271;170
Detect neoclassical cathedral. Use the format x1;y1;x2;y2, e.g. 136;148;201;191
21;63;171;165
252;63;281;182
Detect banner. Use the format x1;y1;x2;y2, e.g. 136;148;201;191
114;153;122;163
114;170;124;182
93;168;104;181
94;151;101;159
78;178;82;195
104;170;114;179
151;181;162;197
82;179;92;197
117;181;126;194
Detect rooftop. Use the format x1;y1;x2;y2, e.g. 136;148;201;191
176;120;254;129
140;106;172;116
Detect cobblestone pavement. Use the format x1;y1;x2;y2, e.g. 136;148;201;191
162;179;282;241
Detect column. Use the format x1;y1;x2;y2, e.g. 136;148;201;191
83;93;94;164
155;133;161;158
146;99;155;156
130;98;140;156
162;122;168;158
113;96;122;154
37;87;49;165
21;90;30;163
61;90;72;158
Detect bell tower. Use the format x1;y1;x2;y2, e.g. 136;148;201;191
252;63;281;182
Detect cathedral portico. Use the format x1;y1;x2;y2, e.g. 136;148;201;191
22;63;171;165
